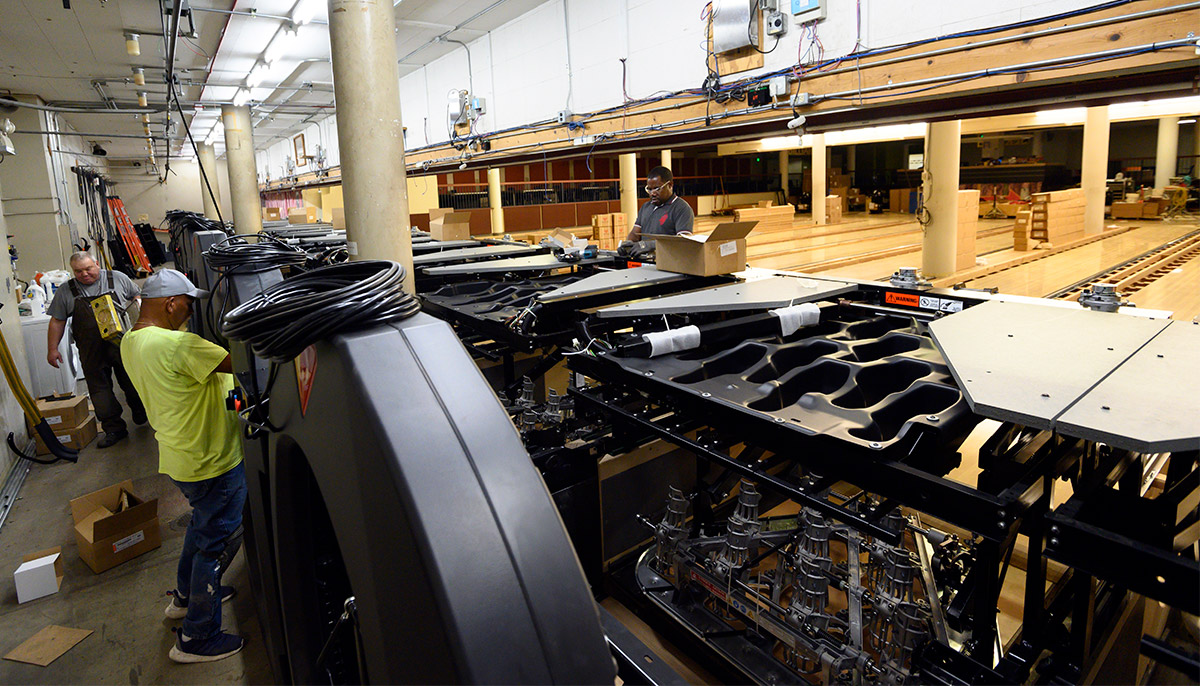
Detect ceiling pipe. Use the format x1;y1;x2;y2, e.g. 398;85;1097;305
16;130;167;140
191;5;327;25
0;97;158;114
396;0;512;64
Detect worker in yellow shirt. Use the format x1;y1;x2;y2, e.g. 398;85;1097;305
121;269;246;664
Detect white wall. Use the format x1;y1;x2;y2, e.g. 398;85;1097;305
254;0;1107;170
255;114;339;185
120;158;233;227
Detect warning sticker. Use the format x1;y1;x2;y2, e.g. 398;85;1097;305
690;570;727;601
885;292;920;307
295;345;318;417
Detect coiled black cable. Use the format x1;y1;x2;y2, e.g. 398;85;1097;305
204;235;309;274
222;260;421;362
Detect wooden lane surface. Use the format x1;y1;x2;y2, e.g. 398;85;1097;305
1119;248;1200;321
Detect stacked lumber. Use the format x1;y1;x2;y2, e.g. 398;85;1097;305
590;213;628;250
732;203;796;233
825;196;842;224
1029;189;1085;245
1013;210;1034;251
957;190;980;271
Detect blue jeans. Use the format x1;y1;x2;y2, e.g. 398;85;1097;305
171;462;247;640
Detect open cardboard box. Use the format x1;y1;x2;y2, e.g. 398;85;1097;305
655;221;756;276
69;480;160;574
430;211;472;241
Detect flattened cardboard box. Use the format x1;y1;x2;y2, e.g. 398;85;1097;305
69;480;160;574
430;211;472;241
33;414;96;455
655;221;755;276
331;206;346;230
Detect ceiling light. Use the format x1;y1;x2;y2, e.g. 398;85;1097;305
131;67;145;86
265;26;300;65
137;91;148;107
1179;119;1196;124
291;0;322;26
247;62;269;88
233;88;251;107
125;33;140;56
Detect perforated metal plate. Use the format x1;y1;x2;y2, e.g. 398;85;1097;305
595;275;856;318
425;253;611;275
929;301;1196;452
538;265;694;302
413;244;541;266
1055;321;1200;452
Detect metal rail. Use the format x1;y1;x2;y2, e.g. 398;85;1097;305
1046;230;1200;300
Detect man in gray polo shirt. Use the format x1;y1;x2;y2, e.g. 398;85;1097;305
626;166;694;242
46;251;146;448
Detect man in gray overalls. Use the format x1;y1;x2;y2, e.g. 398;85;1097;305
46;251;146;448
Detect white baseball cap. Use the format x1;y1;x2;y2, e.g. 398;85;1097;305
141;269;210;299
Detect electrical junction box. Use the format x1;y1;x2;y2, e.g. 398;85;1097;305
766;11;788;36
791;0;825;23
770;76;789;99
557;110;572;125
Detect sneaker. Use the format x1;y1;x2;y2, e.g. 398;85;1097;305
168;630;245;664
97;431;128;448
164;586;237;619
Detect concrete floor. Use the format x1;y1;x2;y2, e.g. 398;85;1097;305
0;395;269;684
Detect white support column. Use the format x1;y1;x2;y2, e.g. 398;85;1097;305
1194;119;1200;174
921;120;962;278
812;134;827;224
197;143;222;221
1081;106;1110;235
488;167;504;236
220;105;261;236
779;150;790;199
1155;116;1180;192
329;0;412;288
661;150;671;169
620;153;637;228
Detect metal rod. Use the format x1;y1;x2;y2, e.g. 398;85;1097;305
191;5;327;25
17;130;166;140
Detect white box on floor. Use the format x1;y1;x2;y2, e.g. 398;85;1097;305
14;547;64;603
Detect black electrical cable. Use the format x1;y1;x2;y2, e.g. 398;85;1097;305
202;235;310;341
222;260;421;362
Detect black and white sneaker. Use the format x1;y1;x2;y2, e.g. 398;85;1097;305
164;586;237;620
168;629;245;664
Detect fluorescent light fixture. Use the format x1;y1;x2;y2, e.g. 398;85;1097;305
125;33;140;56
1033;107;1086;125
1180;119;1197;124
291;0;322;25
265;26;300;65
247;61;269;88
826;122;927;146
233;88;251;107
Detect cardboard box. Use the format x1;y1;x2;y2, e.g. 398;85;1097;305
592;213;613;228
69;480;161;574
287;206;319;224
430;211;472;241
14;547;64;603
263;206;283;222
33;414;97;455
331;207;345;230
1110;202;1143;219
31;394;88;432
655;221;755;276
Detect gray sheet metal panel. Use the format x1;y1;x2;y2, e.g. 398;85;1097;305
426;253;609;275
412;239;482;253
1056;321;1200;453
594;275;856;318
412;244;539;265
928;300;1171;430
537;265;691;302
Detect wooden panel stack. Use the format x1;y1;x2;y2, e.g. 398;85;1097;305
732;204;795;233
825;196;842;224
956;189;980;271
1013;209;1034;251
1029;189;1085;246
590;213;628;250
